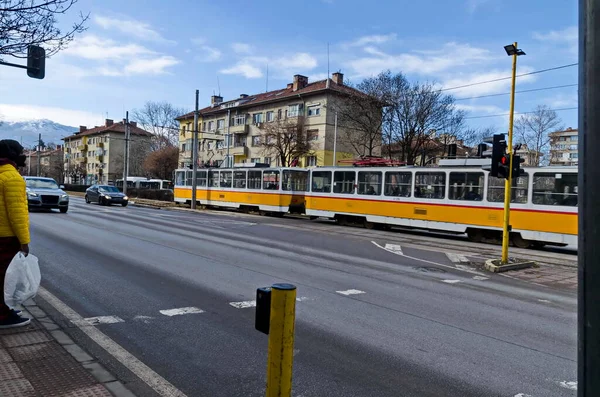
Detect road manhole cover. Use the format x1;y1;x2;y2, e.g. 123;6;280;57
413;266;446;273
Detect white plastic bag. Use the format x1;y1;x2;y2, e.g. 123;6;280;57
4;253;41;308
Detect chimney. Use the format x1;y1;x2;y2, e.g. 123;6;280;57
211;95;223;105
105;119;113;127
130;121;137;128
332;72;344;85
286;83;293;89
292;75;308;91
79;126;87;133
240;94;249;98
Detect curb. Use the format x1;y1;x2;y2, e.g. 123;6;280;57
484;258;536;273
23;300;137;397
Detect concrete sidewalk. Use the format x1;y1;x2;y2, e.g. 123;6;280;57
0;301;135;397
500;263;578;290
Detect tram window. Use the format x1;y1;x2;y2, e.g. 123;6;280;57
358;171;382;195
532;172;577;206
186;171;193;186
487;174;529;203
415;172;446;199
248;170;262;189
197;170;207;187
233;170;247;189
449;172;484;201
220;171;233;188
333;171;356;194
311;171;331;193
283;170;308;191
176;171;185;186
263;170;280;190
384;172;411;197
209;171;219;188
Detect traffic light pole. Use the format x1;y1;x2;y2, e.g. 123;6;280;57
501;41;519;264
579;1;600;395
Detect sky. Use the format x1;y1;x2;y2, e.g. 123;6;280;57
0;0;578;135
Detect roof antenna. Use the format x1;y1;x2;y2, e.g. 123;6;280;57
266;64;269;92
326;42;330;88
217;76;221;96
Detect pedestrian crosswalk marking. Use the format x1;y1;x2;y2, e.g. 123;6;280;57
159;307;204;316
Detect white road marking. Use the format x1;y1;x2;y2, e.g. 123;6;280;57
296;296;310;302
455;264;485;275
38;287;187;397
538;299;551;303
133;315;154;324
559;381;577;390
229;301;257;309
81;316;124;325
336;289;366;296
514;394;532;397
159;307;204;316
446;253;469;263
441;279;462;284
371;241;483;276
472;276;489;281
384;244;403;254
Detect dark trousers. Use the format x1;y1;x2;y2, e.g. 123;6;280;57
0;237;20;317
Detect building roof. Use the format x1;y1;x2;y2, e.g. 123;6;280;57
176;78;368;121
62;121;153;140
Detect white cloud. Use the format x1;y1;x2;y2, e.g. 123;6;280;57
0;104;102;127
455;104;504;114
191;37;206;46
349;34;397;47
275;53;318;70
124;56;180;75
62;35;154;60
232;43;253;54
533;26;578;54
191;38;222;62
348;42;492;78
221;61;264;78
544;93;578;108
94;15;174;44
441;68;537;97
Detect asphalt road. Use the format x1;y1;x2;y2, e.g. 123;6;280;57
29;198;577;397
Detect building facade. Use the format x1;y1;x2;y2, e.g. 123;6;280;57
23;146;65;182
176;73;381;168
62;119;153;184
549;127;579;166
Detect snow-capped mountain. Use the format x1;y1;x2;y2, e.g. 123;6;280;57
0;119;77;148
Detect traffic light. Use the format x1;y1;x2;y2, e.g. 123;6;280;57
482;134;507;177
512;155;525;178
27;45;45;79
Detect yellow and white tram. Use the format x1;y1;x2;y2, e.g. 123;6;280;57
174;163;578;249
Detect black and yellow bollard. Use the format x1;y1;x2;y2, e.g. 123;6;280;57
256;283;297;397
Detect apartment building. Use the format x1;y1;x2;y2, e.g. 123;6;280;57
24;146;65;182
62;119;153;184
176;72;381;168
549;127;579;166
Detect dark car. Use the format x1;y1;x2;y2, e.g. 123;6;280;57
85;185;129;206
24;177;69;213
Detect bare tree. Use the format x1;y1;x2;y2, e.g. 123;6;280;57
132;101;189;151
143;146;179;180
258;116;313;166
0;0;88;60
515;105;563;166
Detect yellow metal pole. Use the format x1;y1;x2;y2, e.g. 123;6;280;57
501;42;519;264
266;283;297;397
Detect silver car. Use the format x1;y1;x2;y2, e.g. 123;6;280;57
24;177;69;213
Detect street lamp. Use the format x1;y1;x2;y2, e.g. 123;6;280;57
500;42;526;265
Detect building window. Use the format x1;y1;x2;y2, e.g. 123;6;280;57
306;155;317;166
264;157;271;165
288;104;302;118
571;135;578;141
217;119;225;130
202;122;207;131
208;121;215;131
232;114;246;126
571;153;578;159
181;143;186;152
252;136;262;146
307;106;320;117
307;130;318;141
266;111;274;122
251;157;260;163
216;141;224;149
277;109;282;120
252;113;263;124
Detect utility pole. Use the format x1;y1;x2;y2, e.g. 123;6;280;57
579;1;599;395
37;133;41;177
500;42;524;264
191;89;199;209
332;112;338;166
123;112;130;196
226;109;231;167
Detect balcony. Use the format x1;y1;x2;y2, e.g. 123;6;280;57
229;145;249;156
96;155;104;162
229;124;249;135
97;142;104;148
78;144;87;151
76;157;87;163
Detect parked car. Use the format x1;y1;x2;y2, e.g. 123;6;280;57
85;185;129;206
24;177;69;213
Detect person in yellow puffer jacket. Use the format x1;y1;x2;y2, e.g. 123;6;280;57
0;139;32;328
